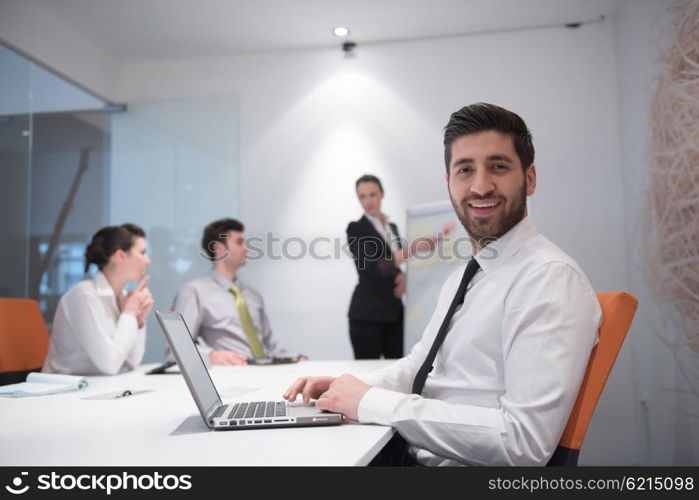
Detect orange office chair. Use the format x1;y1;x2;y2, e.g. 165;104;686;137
547;291;639;466
0;298;50;385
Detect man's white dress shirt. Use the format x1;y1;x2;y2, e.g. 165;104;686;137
43;271;146;375
357;216;601;466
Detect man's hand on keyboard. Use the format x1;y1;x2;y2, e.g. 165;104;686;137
284;376;335;404
314;374;370;421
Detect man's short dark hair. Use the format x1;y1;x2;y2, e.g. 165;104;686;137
355;174;384;193
201;218;245;259
443;103;534;172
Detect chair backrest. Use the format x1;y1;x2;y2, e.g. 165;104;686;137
0;298;50;381
548;291;638;466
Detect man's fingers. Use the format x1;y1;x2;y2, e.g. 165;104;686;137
302;380;316;404
210;350;248;366
222;352;246;365
284;378;308;401
232;353;247;365
315;391;337;413
284;376;335;402
315;390;333;410
283;379;300;400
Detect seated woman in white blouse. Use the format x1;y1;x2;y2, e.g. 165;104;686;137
43;224;153;375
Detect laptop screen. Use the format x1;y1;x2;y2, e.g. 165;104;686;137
156;310;221;420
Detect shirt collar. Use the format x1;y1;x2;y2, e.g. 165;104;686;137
209;269;237;290
474;215;538;274
365;212;389;227
93;270;116;297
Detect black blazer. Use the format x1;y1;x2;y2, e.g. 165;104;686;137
347;215;403;322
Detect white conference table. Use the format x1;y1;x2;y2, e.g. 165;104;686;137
0;360;394;466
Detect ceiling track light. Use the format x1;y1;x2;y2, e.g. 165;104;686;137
332;14;606;58
342;41;357;57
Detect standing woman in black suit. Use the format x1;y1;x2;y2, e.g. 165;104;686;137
346;175;410;359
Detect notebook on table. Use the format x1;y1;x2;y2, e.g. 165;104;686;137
155;310;343;430
0;372;87;398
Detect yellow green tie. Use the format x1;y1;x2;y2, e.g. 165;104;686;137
229;284;265;358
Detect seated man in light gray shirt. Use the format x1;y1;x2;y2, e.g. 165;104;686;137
171;218;303;365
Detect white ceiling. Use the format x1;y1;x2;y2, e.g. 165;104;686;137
28;0;621;62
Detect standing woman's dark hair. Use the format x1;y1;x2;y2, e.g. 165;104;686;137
355;174;384;193
84;223;146;274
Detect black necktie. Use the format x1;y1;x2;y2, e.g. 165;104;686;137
411;257;481;395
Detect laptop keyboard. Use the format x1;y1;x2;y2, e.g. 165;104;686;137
227;401;287;420
211;405;227;419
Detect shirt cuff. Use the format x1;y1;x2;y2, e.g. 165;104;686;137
357;387;409;426
118;312;138;329
356;371;385;387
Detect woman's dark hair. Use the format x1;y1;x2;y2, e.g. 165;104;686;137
84;223;146;273
201;218;245;260
355;174;384;193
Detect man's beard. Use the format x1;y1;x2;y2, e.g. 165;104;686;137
450;180;528;246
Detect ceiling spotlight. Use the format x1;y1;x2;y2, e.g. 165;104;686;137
333;27;350;37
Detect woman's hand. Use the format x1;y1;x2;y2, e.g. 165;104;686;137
400;220;456;264
121;276;151;327
135;287;154;329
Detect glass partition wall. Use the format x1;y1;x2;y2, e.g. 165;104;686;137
0;44;240;362
29;111;111;319
0;45;32;301
0;44;111;323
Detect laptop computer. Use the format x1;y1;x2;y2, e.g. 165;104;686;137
155;309;343;430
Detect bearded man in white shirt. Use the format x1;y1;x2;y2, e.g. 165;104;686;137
284;103;601;466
